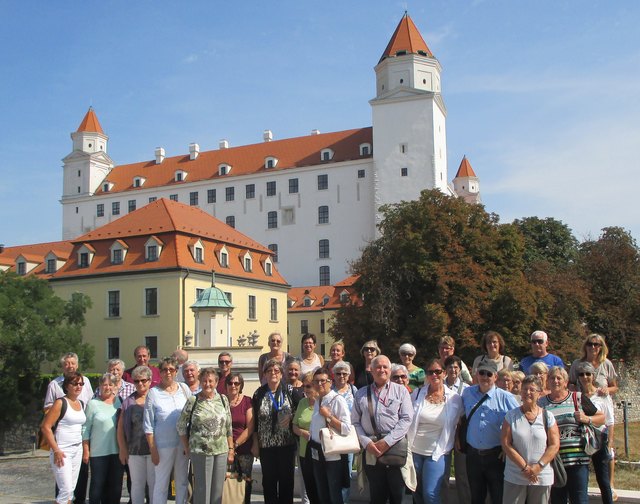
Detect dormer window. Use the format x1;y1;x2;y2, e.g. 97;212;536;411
175;170;187;182
265;157;278;169
340;290;350;303
46;258;56;274
189;239;205;264
133;177;146;188
103;182;114;192
218;246;229;268
16;261;26;276
219;164;231;176
242;251;252;272
108;240;127;265
77;243;95;268
144;236;163;262
359;143;371;156
303;297;312;307
322;295;330;306
321;149;334;161
264;258;273;276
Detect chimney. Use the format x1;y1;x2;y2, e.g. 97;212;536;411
0;244;4;253
189;142;200;160
311;129;320;135
219;139;229;149
263;129;273;142
155;147;165;164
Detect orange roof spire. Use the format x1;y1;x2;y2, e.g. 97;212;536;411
379;13;433;63
76;107;104;134
455;156;477;178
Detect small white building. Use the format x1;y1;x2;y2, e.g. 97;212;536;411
59;14;480;287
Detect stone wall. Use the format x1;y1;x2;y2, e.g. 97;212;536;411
613;359;640;423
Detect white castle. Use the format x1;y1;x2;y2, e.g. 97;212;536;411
60;13;480;287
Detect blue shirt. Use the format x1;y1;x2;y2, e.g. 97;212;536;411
519;353;564;375
461;385;518;449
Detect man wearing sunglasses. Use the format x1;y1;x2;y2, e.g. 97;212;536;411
519;330;564;375
216;351;233;394
461;360;519;504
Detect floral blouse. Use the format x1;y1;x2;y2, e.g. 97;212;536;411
177;393;232;456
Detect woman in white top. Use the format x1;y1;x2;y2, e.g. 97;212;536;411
299;333;324;375
408;358;463;504
501;375;559;504
309;368;351;504
41;372;87;504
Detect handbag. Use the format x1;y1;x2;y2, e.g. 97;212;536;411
221;472;245;504
571;392;602;456
542;407;567;488
320;425;361;456
366;385;408;467
454;393;488;454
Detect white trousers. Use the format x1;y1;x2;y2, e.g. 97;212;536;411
50;443;83;504
129;454;156;504
153;445;189;504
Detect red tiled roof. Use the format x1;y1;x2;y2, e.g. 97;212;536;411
0;241;73;276
288;278;362;312
454;156;477;178
77;107;104;134
53;199;287;285
334;274;360;287
379;13;433;63
97;127;372;195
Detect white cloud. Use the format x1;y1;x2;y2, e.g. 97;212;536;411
183;54;199;64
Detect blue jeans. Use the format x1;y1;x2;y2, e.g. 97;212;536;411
551;464;589;504
89;454;123;504
592;447;613;504
412;452;450;504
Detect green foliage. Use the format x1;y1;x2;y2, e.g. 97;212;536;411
0;272;93;429
513;216;579;269
578;227;640;359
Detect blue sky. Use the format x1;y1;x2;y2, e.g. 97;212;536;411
1;1;639;246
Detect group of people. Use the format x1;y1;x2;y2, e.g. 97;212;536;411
41;329;618;504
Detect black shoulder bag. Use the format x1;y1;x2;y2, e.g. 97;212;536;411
455;393;488;453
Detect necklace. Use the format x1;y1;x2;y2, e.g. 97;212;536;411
427;389;445;404
523;407;539;423
229;394;242;407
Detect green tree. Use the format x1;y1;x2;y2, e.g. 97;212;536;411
0;272;93;431
331;190;544;365
513;216;579;269
578;227;640;359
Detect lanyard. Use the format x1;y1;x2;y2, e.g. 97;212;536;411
267;389;284;412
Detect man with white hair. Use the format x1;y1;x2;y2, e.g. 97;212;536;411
519;330;564;375
172;348;189;383
93;359;135;400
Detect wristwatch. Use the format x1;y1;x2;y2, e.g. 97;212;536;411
538;460;547;468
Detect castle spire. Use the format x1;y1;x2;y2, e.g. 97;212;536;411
455;156;477;178
379;12;433;63
76;107;104;134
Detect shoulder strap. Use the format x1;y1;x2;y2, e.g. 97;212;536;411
467;393;489;422
52;398;68;433
366;385;381;438
219;393;228;409
186;395;199;438
572;391;579;411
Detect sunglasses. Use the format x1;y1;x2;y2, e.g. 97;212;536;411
313;379;329;385
363;347;376;352
578;372;592;377
586;342;602;348
427;369;443;376
531;340;545;345
391;375;407;380
219;360;231;365
133;379;149;384
478;370;494;377
70;381;84;387
227;381;241;386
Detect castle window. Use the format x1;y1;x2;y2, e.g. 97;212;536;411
317;174;328;190
301;320;309;333
244;255;252;272
79;253;89;268
248;295;257;319
226;216;236;228
175;170;187;182
194;246;203;263
145;288;158;316
319;239;330;258
97;204;104;217
144;237;163;262
170;194;178;202
270;298;278;321
107;338;120;359
207;189;216;203
266;181;276;197
358;169;365;179
219;164;231;176
265;261;273;276
189;191;198;206
112;202;120;215
320;149;334;162
128;200;136;212
303;297;311;307
112;249;123;265
265;157;278;169
146;245;158;262
133;177;145;188
219;250;229;268
289;178;299;194
17;261;26;276
359;143;371;156
108;290;120;318
46;259;57;274
149;197;157;203
319;266;330;286
225;187;235;201
401;167;408;177
246;184;255;199
268;244;278;262
267;211;278;229
318;206;329;224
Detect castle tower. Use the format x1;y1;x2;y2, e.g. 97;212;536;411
371;13;448;229
61;108;114;238
452;156;481;204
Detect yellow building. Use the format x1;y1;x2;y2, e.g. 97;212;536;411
287;275;361;358
49;198;290;373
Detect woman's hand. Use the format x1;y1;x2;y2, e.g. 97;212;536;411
150;445;160;466
319;406;332;419
227;450;235;464
118;446;129;466
53;449;66;468
597;386;609;396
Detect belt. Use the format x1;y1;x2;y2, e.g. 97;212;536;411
467;445;501;457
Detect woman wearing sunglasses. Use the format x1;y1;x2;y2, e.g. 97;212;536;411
354;340;381;389
117;366;155;504
225;373;254;504
569;333;619;497
408;358;463;504
575;361;615;504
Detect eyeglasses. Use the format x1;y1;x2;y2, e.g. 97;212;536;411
265;368;281;374
391;375;407;381
578;372;592;377
70;381;84;387
363;347;376;352
586;342;602;348
270;340;282;344
313;379;329;385
334;372;349;376
227;381;241;386
133;379;149;384
478;370;494;377
531;340;545;345
400;353;415;358
426;369;443;376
